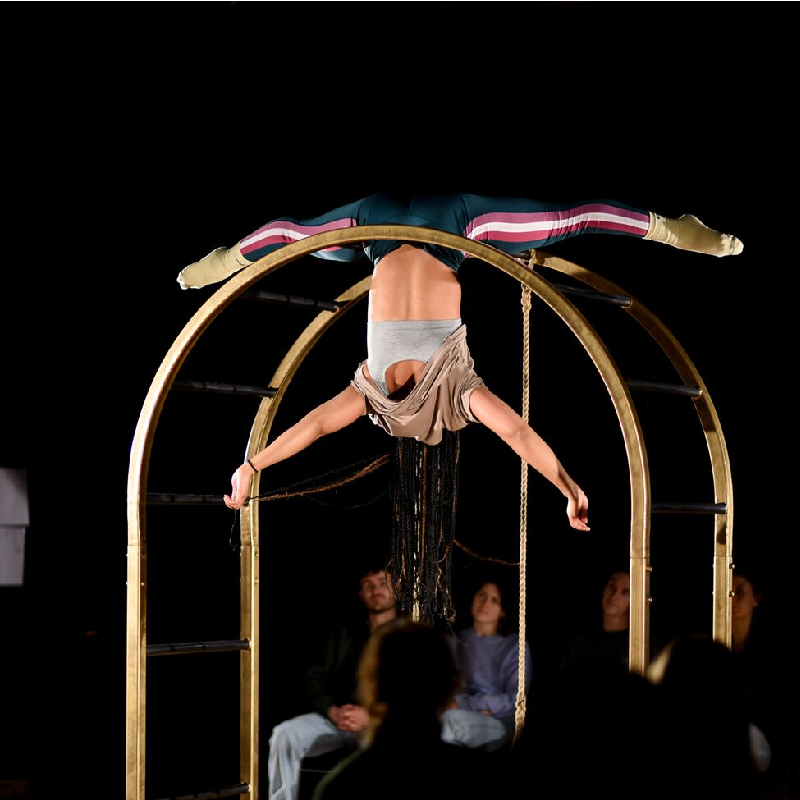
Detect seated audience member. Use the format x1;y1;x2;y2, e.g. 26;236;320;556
442;575;530;751
268;563;397;800
561;565;632;671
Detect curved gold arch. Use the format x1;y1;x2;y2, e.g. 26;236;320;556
528;251;733;648
127;225;730;799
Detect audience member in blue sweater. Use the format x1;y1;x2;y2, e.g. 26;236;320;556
442;576;530;751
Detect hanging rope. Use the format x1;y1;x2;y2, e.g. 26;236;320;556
515;283;532;739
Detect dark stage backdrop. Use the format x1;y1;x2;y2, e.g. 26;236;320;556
1;4;797;798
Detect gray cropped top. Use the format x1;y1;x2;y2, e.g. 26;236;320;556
367;318;462;396
352;323;484;445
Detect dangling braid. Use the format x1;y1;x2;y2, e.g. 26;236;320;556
389;429;460;624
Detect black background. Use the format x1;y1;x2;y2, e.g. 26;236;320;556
1;3;797;798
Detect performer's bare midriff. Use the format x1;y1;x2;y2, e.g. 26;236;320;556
366;244;462;395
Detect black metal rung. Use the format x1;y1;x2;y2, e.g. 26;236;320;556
147;493;225;506
243;288;342;311
147;639;250;657
626;379;702;397
153;782;249;800
173;379;276;398
652;502;727;515
550;281;631;307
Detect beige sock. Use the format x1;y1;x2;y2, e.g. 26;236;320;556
176;243;251;290
644;212;744;257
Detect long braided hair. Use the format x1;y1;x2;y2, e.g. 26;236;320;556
248;427;465;624
388;428;461;624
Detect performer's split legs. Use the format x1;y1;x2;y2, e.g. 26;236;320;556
176;193;743;290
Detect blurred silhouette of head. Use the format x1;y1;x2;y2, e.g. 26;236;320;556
514;657;660;799
357;618;459;743
648;633;760;799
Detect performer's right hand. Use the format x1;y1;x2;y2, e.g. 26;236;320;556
224;464;253;510
567;486;590;532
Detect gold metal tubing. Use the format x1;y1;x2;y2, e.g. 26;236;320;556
127;225;658;797
238;532;257;799
125;542;146;800
126;231;383;799
238;278;370;798
530;251;733;648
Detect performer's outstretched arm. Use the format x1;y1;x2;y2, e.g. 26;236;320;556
224;386;366;510
467;386;590;532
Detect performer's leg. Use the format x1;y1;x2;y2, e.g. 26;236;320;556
643;211;743;256
176;244;251;290
267;712;357;800
177;198;372;289
454;194;742;258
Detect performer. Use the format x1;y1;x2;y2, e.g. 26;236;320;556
177;193;742;619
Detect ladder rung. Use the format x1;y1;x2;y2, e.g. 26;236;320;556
154;782;250;800
550;281;631;307
147;493;225;506
626;379;701;397
147;639;250;657
173;379;277;398
242;288;342;311
652;502;727;515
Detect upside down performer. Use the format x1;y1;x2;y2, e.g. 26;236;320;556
178;193;743;621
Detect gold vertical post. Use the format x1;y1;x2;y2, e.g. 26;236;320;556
125;538;146;800
240;496;259;799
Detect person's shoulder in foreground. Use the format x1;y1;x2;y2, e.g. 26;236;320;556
312;738;495;800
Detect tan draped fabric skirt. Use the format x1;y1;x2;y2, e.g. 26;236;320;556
350;324;485;446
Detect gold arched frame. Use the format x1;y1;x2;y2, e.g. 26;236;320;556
527;250;733;649
127;225;732;799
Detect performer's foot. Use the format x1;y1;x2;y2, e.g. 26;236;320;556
644;212;743;257
177;244;251;289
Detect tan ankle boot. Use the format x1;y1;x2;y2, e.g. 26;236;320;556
643;212;743;257
177;243;251;289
